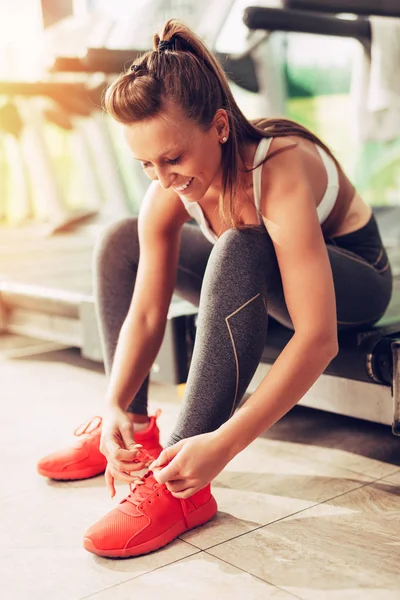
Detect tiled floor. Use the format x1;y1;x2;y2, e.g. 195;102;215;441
2;334;400;600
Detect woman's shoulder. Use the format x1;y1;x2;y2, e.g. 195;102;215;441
266;134;310;160
260;135;309;177
258;135;329;209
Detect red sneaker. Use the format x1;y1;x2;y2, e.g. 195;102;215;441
37;410;163;481
83;451;218;558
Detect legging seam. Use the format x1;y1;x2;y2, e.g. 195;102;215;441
328;245;389;275
225;293;262;419
225;320;238;419
372;247;384;266
328;246;378;271
376;261;390;273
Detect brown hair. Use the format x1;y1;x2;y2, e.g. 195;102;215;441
105;19;342;231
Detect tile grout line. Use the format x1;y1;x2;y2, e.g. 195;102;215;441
201;549;303;600
77;547;203;600
182;477;394;598
77;544;302;600
194;477;378;554
74;466;400;600
195;472;400;596
278;447;400;481
377;467;400;480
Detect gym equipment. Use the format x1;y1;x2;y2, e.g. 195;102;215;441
284;1;400;18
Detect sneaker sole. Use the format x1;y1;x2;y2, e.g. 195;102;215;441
83;495;218;558
37;464;106;480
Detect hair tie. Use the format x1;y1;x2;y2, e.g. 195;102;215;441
158;38;176;52
130;64;141;73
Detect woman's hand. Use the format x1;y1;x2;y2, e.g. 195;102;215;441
100;406;149;498
149;431;229;499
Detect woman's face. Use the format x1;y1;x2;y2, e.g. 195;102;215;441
123;102;228;202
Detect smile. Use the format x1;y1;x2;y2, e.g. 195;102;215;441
174;177;194;192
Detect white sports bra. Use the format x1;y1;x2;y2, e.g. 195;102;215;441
179;137;340;245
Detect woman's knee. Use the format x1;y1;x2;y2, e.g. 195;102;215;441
219;225;267;246
215;226;272;265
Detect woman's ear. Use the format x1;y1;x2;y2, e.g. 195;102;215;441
212;108;229;140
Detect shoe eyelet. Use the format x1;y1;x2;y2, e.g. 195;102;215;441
148;500;151;504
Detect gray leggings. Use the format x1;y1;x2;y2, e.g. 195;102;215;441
93;213;393;447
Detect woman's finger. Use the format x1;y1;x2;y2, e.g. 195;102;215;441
150;441;184;469
102;438;120;459
164;479;188;492
105;439;142;463
169;486;197;500
113;457;148;474
119;421;138;454
105;465;115;498
152;459;181;485
107;463;148;484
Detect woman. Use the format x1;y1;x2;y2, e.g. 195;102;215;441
37;19;392;558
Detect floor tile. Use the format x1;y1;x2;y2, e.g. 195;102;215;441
382;470;400;485
82;552;298;600
0;543;199;600
208;475;400;599
253;402;400;479
179;435;372;549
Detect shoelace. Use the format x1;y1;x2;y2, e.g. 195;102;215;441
121;448;191;529
73;416;102;437
123;447;159;507
123;453;191;529
124;471;159;506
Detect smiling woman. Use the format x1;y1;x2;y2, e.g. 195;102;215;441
35;17;393;560
121;100;225;202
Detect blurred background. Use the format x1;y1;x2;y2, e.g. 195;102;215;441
0;0;399;374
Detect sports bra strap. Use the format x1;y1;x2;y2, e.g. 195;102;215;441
252;137;273;216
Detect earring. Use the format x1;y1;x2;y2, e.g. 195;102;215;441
222;136;228;142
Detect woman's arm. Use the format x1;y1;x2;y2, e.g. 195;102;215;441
105;316;167;411
217;332;338;460
105;182;190;411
